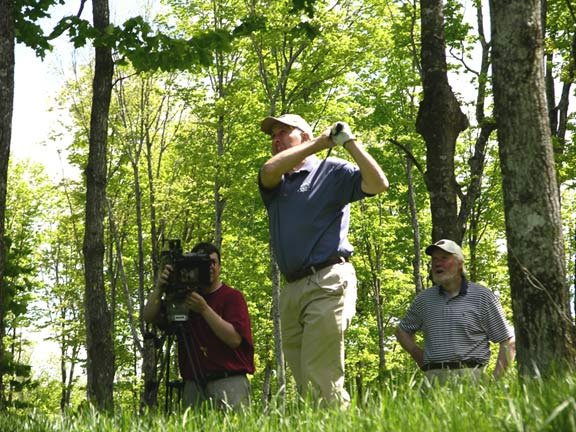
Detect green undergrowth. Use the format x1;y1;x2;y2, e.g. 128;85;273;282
3;374;575;432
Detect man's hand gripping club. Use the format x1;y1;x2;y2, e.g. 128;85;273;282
330;121;356;146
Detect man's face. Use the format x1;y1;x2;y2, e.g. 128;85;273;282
209;252;221;283
430;249;461;285
270;123;306;155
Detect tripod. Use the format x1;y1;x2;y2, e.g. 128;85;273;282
162;330;183;414
161;321;206;414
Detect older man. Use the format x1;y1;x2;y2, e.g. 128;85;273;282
395;239;515;384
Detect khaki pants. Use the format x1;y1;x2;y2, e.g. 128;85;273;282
424;366;487;386
183;375;251;410
280;262;357;406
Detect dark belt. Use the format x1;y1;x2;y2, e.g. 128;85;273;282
421;360;485;371
203;370;246;382
285;256;349;283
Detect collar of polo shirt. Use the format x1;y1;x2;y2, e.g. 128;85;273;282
438;277;468;297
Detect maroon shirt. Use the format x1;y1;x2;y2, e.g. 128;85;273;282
176;283;254;381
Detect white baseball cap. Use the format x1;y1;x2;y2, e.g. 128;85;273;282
260;114;313;137
425;239;465;262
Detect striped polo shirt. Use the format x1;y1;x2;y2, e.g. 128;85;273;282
399;279;514;364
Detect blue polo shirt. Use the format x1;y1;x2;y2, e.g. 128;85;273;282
259;155;367;276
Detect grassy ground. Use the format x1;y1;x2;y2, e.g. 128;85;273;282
4;373;575;431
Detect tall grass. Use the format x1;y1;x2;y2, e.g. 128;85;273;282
4;373;575;431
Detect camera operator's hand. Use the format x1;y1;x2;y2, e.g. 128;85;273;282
143;264;173;323
156;265;173;291
187;291;243;349
187;292;208;314
330;121;355;146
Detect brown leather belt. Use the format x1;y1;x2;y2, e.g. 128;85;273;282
284;256;349;283
421;360;485;371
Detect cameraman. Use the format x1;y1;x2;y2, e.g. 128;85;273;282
143;242;255;410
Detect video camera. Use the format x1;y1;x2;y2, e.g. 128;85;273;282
160;239;212;322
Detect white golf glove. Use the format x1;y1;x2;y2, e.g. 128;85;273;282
330;122;355;146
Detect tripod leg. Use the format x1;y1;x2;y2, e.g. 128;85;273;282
164;334;173;415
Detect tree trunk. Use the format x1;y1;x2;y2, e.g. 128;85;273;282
373;277;386;376
0;0;15;409
544;0;575;162
416;0;469;242
358;200;388;377
107;201;142;354
405;155;424;294
132;160;146;326
490;0;576;376
146;123;161;282
260;356;273;407
456;3;496;240
143;141;161;410
83;0;115;410
214;113;225;249
141;332;159;410
270;246;285;398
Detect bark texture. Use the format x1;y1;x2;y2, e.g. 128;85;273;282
490;0;575;375
416;0;469;242
0;0;15;408
83;0;115;410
